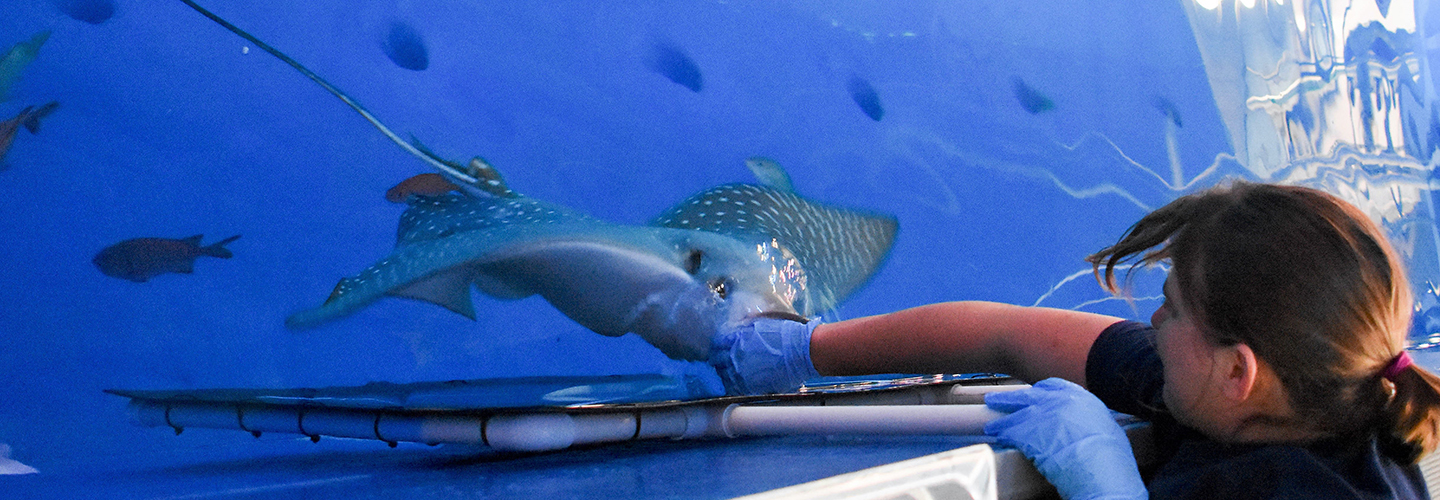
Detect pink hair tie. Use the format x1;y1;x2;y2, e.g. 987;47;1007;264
1382;351;1414;382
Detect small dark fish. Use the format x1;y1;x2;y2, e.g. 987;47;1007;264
0;101;58;167
846;76;884;121
382;21;428;71
386;173;460;203
1152;96;1183;128
1012;77;1054;114
94;234;241;283
645;42;703;93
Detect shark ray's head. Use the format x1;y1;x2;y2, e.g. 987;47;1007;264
620;231;809;361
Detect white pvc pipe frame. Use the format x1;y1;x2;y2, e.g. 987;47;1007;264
128;400;1006;452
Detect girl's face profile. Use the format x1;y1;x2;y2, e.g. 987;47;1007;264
1152;274;1229;437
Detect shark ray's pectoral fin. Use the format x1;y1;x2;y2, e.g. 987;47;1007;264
286;223;577;329
472;271;534;300
322;278;353;305
385;266;481;320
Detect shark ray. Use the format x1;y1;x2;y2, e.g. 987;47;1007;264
290;162;897;361
179;1;898;361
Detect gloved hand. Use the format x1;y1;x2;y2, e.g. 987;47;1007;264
984;378;1147;500
708;318;821;395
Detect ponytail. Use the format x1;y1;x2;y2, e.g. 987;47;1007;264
1381;362;1440;463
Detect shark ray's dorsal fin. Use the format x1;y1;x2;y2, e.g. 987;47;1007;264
177;0;491;191
744;156;794;193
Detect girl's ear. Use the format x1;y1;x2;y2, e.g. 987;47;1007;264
1216;343;1260;402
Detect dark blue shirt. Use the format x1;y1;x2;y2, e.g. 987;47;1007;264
1084;320;1429;500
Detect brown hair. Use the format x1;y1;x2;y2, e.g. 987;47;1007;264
1086;180;1440;463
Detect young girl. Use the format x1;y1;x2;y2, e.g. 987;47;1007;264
710;181;1440;499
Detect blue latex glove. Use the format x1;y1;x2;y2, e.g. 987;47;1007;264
709;318;821;395
984;378;1147;500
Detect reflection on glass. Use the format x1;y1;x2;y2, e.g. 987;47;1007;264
1183;0;1440;346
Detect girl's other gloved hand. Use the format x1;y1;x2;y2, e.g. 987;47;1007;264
984;378;1148;500
708;318;821;395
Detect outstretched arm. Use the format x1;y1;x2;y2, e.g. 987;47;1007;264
809;301;1124;387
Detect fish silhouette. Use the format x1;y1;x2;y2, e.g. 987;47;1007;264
382;21;428;71
1011;77;1054;114
386;173;460;203
846;76;884;121
93;235;241;283
0;31;49;103
0;101;58;168
645;41;704;93
179;1;897;360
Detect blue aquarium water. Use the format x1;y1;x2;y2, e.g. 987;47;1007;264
3;0;1440;498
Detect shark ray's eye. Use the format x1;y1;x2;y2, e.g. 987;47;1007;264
685;250;703;274
709;278;729;299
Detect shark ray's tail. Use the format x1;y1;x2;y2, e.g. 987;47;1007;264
176;0;489;195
